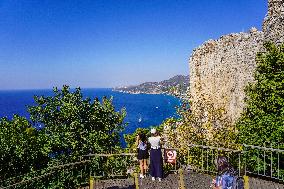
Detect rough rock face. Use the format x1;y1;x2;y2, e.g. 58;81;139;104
189;0;284;124
263;0;284;44
189;30;264;123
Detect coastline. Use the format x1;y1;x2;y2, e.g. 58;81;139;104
112;88;187;100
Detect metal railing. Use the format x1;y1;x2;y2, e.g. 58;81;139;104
84;153;137;179
0;159;91;189
184;144;242;175
243;144;284;181
1;144;284;188
0;153;137;189
174;143;284;183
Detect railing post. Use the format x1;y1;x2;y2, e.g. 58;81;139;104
187;148;189;166
89;176;94;189
264;143;266;176
244;145;247;176
243;175;249;189
278;144;280;179
178;168;185;189
271;143;273;178
133;172;139;189
238;153;241;177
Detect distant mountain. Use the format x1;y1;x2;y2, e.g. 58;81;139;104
113;75;189;97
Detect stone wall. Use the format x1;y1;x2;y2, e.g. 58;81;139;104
263;0;284;44
189;0;284;124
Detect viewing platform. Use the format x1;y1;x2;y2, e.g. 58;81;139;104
2;143;284;189
85;170;284;189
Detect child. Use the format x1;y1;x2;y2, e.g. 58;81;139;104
136;133;149;178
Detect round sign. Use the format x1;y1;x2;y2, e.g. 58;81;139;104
166;150;177;163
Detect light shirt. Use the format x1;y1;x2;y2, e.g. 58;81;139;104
148;136;161;149
138;141;147;150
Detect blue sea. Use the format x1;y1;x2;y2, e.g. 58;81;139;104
0;88;181;145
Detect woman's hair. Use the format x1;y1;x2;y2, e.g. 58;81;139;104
139;133;147;143
216;156;230;172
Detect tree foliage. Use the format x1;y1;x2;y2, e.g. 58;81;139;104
0;115;44;180
237;42;284;147
165;98;237;154
0;85;126;186
28;86;126;161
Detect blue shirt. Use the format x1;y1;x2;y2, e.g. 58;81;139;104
215;173;234;189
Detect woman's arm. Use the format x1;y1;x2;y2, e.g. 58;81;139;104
213;186;221;189
212;176;222;189
158;135;164;147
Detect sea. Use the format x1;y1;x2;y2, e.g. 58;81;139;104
0;88;181;146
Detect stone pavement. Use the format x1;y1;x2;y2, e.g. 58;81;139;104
184;171;212;189
86;170;284;189
249;177;284;189
138;173;179;189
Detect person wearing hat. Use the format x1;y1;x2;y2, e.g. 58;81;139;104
148;128;163;181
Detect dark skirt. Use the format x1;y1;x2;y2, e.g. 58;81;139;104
149;148;163;178
137;149;149;160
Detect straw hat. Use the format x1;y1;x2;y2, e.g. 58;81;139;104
150;128;156;134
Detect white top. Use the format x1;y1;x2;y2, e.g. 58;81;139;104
148;136;161;149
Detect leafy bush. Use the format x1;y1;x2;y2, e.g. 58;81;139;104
165;98;238;154
28;85;126;162
0;85;127;187
237;42;284;147
0;115;45;180
236;42;284;178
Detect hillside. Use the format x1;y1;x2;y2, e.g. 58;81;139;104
113;75;189;97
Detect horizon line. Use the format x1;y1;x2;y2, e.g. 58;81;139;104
0;87;114;91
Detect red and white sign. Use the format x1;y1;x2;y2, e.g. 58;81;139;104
164;149;177;164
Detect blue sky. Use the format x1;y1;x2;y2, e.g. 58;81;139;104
0;0;267;89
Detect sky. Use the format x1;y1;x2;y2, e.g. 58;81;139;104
0;0;267;90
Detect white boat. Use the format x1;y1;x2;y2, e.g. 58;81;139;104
138;116;142;123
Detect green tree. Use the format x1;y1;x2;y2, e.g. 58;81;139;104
0;85;127;188
28;85;126;162
0;115;45;180
237;42;284;147
165;98;237;153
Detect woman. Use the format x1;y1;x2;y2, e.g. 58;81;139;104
148;128;163;181
136;133;148;178
212;156;235;189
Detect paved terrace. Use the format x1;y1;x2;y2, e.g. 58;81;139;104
84;170;284;189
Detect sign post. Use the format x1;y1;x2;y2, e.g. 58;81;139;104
164;149;177;164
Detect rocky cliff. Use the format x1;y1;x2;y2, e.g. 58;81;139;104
189;0;284;124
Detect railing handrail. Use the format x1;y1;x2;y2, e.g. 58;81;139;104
0;172;55;189
243;144;284;152
84;153;136;157
188;144;241;152
0;153;139;189
0;159;92;189
187;143;284;153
